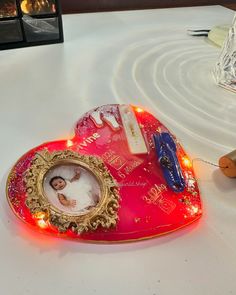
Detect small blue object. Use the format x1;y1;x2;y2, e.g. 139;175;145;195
153;132;185;192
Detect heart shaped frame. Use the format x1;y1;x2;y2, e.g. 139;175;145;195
6;104;202;242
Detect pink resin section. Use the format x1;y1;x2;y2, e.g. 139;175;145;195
7;104;202;242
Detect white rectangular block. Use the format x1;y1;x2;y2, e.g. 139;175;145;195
119;105;148;154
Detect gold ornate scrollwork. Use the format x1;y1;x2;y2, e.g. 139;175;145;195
25;149;120;234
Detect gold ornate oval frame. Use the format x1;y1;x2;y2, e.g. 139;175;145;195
25;149;120;234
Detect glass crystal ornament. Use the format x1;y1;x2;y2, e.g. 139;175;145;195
214;13;236;92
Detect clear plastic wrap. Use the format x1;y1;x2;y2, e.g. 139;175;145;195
22;15;59;42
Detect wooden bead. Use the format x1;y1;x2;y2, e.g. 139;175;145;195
219;149;236;178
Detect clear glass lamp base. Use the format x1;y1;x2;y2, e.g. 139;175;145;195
214;13;236;93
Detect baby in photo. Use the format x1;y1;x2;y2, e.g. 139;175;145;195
49;168;99;213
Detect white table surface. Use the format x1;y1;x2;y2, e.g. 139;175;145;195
1;5;236;295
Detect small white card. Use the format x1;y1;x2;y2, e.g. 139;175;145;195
119;105;148;155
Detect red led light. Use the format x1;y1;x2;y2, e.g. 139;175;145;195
182;156;192;168
33;212;49;229
66;139;73;147
37;219;48;229
33;212;46;220
135;107;144;113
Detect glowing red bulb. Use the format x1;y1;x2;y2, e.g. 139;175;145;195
33;212;48;229
66;139;73;147
37;219;48;229
135;107;144;113
182;156;192;168
33;212;46;220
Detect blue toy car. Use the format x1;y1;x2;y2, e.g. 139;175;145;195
153;132;185;193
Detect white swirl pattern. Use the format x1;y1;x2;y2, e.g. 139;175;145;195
108;32;236;160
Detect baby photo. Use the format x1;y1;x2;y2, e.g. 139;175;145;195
44;164;101;215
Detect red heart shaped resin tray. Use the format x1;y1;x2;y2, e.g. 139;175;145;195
7;104;202;242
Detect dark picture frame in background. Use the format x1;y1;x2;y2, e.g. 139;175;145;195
59;0;236;14
0;0;63;50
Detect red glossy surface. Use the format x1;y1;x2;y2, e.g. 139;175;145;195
7;104;202;242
